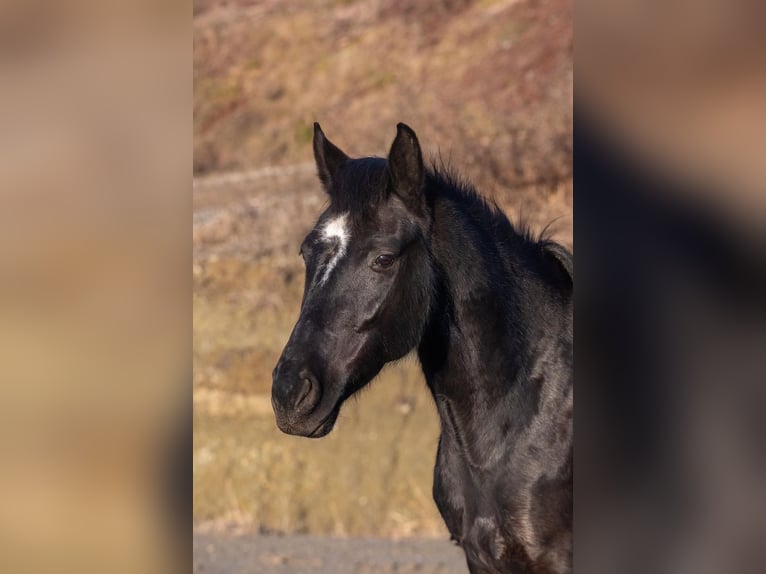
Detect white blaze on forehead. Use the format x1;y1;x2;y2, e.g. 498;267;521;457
322;214;349;244
317;213;350;286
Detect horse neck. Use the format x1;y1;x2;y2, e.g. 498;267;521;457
417;196;549;469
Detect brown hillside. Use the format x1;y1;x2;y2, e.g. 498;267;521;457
193;0;572;196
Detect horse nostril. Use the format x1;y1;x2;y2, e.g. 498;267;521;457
295;377;312;408
294;370;321;415
272;362;321;420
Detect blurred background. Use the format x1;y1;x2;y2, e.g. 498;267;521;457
192;0;572;560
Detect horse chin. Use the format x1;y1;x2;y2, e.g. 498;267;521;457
306;407;340;438
279;403;341;439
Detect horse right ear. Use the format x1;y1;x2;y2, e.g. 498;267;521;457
543;242;573;289
388;123;425;215
313;123;349;192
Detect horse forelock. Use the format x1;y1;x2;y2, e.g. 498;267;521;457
329;157;390;218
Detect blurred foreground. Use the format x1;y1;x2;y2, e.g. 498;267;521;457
0;1;189;573
577;1;766;573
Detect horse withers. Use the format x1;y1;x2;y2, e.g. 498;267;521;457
272;123;572;574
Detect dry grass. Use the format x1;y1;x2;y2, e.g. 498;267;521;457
194;363;445;537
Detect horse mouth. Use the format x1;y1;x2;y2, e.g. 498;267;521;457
305;406;341;438
277;403;341;439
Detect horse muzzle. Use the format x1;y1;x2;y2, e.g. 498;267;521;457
271;359;336;437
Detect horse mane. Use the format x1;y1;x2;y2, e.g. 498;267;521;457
424;158;573;288
425;158;555;250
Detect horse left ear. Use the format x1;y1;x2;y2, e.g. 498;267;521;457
388;123;425;214
313;122;349;193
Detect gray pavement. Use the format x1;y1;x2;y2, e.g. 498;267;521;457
194;532;468;574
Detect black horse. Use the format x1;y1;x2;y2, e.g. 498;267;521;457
272;123;573;574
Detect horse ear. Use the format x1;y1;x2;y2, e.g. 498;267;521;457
313;122;349;192
388;123;425;213
543;242;573;288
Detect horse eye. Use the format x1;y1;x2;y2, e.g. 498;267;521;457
374;254;395;269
